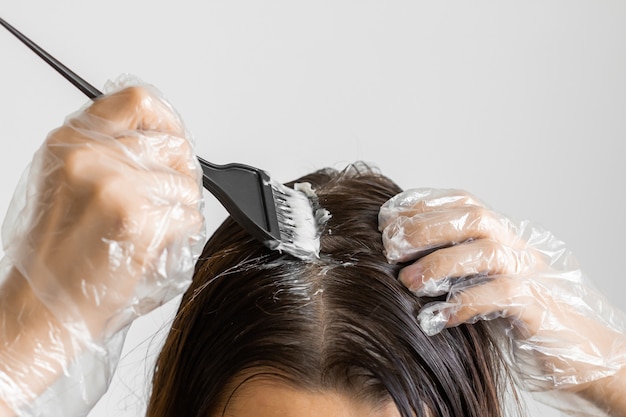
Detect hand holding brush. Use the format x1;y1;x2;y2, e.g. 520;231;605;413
0;16;320;416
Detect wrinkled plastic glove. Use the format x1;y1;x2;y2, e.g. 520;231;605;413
0;78;205;416
379;188;626;415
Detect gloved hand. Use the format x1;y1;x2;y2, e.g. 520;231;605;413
379;188;626;415
0;79;205;416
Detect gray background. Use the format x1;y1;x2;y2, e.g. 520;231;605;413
1;1;624;416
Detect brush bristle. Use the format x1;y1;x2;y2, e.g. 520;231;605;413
269;180;329;260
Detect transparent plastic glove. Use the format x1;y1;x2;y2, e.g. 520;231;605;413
379;188;626;416
0;78;206;416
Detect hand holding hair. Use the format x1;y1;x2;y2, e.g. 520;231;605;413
379;188;626;416
0;80;205;416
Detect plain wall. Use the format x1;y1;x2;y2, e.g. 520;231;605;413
1;1;624;416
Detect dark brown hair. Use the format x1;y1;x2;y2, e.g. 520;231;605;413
147;163;519;417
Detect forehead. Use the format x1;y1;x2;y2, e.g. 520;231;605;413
216;375;402;417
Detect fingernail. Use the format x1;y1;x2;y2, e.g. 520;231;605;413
398;263;422;290
418;303;454;336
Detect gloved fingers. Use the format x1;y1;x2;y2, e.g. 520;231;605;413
114;171;204;251
114;131;198;179
79;86;186;137
399;238;540;296
418;275;626;394
147;168;204;207
417;276;544;336
83;167;203;242
381;205;519;263
23;160;203;251
378;188;486;230
43;129;200;201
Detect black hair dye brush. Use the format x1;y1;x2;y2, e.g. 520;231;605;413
0;17;322;260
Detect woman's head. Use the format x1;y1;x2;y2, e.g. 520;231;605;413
147;163;518;417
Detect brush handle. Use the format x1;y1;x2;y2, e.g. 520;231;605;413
1;17;213;187
0;17;103;99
